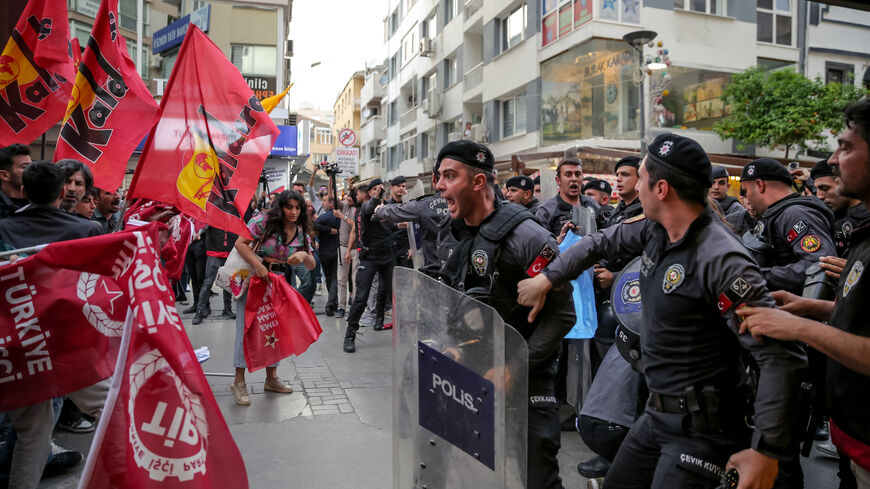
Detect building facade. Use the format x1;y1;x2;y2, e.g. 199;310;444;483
360;0;870;182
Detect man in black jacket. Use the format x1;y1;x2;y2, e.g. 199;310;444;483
0;143;30;220
315;195;341;315
192;224;244;324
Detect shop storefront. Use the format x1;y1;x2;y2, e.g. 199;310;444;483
653;67;733;131
541;38;640;147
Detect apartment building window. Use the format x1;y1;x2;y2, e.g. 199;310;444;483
402;26;418;67
826;62;854;85
501;93;526;139
501;5;527;53
231;45;277;76
445;0;459;23
391;8;400;35
674;0;724;15
389;54;398;80
316;128;332;145
401;131;416;161
444;57;458;89
423;13;437;39
757;0;793;46
404;0;418;13
389;100;398;126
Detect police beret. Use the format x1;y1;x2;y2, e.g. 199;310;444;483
582;178;612;195
367;178;383;191
809;159;834;180
614;156;641;172
647;133;712;187
711;166;730;180
533;175;540;185
740;158;793;185
436;140;494;173
390;175;406;186
506;175;533;191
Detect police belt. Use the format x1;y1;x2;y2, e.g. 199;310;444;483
650;386;750;434
650;392;687;414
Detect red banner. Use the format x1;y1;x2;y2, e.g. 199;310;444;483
53;0;160;193
0;0;75;145
127;26;279;238
244;274;321;372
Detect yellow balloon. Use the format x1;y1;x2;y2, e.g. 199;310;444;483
662;89;670;97
657;41;663;47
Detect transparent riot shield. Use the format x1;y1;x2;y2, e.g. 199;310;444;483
565;205;597;412
407;223;425;270
393;267;528;489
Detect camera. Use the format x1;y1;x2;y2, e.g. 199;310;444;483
319;161;341;176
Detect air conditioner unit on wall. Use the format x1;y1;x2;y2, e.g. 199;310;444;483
427;90;441;118
422;98;430;112
470;123;487;143
419;38;433;57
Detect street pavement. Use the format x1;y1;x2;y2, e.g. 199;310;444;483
41;289;841;489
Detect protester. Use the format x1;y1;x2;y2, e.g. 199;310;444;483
56;159;91;214
0;144;31;219
229;190;315;406
315;195;341;315
192;223;247;325
74;187;98;220
182;228;207;315
334;185;360;318
91;187;120;233
0;162;102;487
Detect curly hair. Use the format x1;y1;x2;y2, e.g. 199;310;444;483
261;190;311;252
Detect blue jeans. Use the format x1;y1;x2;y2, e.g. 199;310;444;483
284;263;314;303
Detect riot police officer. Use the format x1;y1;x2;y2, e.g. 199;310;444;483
711;165;749;233
740;158;836;294
536;158;601;244
518;133;807;489
582;178;614;225
433;140;576;489
810;158;870;257
504;175;541;215
375;173;448;274
343;179;395;352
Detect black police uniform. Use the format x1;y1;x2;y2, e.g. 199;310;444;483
525;197;541;216
436;199;576;489
744;193;835;294
832;203;870;257
536;194;601;237
827;221;870;467
345;191;396;342
384;196;412;268
543;212;807;488
375;192;448;274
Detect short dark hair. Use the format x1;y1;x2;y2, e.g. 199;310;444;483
844;98;870;148
56;159;94;193
22;161;64;205
644;157;707;206
0;143;30;172
556;158;582;177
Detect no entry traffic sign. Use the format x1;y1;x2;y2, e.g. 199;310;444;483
338;128;356;147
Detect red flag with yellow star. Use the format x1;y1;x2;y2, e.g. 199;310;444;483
53;0;160;193
127;26;278;238
0;0;75;145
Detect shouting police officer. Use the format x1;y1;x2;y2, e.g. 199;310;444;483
536;157;601;244
740;158;836;294
518;133;807;489
434;140;576;489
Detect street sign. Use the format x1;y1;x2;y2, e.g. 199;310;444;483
335;147;359;176
338;128;357;147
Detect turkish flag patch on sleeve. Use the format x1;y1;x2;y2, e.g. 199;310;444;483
717;293;733;314
527;245;556;277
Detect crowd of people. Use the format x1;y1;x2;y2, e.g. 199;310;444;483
0;97;869;489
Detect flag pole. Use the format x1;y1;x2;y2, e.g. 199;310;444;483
76;307;135;489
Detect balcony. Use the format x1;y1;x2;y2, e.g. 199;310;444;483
361;80;384;106
465;0;482;20
400;107;418;128
360;115;384;144
463;62;483;102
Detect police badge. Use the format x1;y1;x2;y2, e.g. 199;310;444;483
471;249;488;276
662;264;685;293
843;260;864;298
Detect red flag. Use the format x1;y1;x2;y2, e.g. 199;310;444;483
244;274;322;372
78;224;248;489
53;0;160;192
0;0;75;145
71;37;82;70
127;26;279;238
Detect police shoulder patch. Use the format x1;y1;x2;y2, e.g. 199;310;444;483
787;220;808;243
526;244;556;277
800;235;821;253
624;213;646;224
